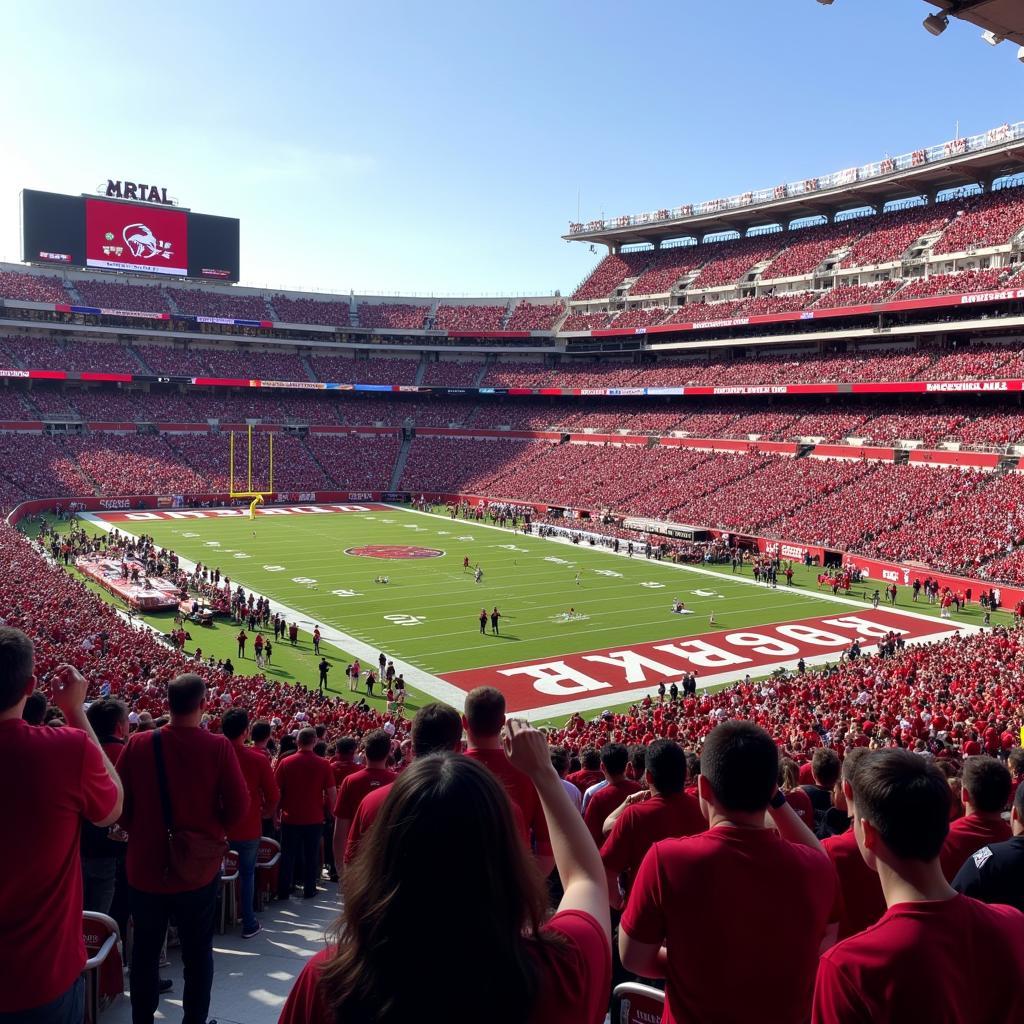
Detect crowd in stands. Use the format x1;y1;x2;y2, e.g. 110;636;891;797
689;235;783;290
505;301;566;331
841;205;951;268
74;279;170;313
561;310;613;332
626;247;702;296
607;306;670;330
933;187;1024;255
355;303;430;330
167;288;271;321
271;294;351;326
811;280;904;309
308;354;420;385
432;303;508;333
421;359;484;386
898;267;1007;301
571;251;651;301
761;222;860;279
0;269;70;303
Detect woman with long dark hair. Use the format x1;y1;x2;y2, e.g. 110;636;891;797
279;720;611;1024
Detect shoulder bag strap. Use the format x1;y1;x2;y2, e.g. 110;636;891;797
152;729;176;834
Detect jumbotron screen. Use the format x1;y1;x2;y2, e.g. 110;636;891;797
21;189;240;282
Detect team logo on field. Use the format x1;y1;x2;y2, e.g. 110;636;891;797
344;545;445;559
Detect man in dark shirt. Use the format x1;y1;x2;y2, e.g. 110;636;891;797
953;780;1024;912
801;747;840;827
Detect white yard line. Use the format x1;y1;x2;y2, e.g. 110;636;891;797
78;513;471;710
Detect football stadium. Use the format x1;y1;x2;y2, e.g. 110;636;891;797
4;3;1024;1023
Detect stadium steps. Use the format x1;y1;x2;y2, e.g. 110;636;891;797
299;355;319;382
128;345;156;374
162;287;180;314
474;357;494;387
795;443;815;458
301;436;339;485
64;280;85;305
997;453;1020;474
893;448;911;465
389;436;413;491
265;298;280;320
413;359;428;385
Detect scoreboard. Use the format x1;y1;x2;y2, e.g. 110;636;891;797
21;189;240;282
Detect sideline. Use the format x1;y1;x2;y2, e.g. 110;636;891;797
78;512;471;711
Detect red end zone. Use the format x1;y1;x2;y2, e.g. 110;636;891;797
92;503;389;523
441;608;964;715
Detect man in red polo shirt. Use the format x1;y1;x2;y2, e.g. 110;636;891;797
939;755;1012;881
813;749;1024;1022
276;727;337;899
345;704;463;864
583;743;640;847
0;632;122;1023
601;739;704;907
463;687;554;875
331;729;393;877
223;708;279;937
822;748;886;938
116;673;248;1024
621;721;836;1024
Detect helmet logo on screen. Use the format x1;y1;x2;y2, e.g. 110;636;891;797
122;223;174;261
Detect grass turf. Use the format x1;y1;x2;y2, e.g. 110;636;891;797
27;504;1005;726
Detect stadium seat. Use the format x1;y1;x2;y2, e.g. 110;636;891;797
612;982;666;1024
254;837;282;911
219;850;240;934
82;911;124;1024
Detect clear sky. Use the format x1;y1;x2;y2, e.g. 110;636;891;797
2;0;1022;297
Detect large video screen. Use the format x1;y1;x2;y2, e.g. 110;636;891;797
85;199;188;276
21;190;240;282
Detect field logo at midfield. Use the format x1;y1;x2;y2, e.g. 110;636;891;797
345;544;445;559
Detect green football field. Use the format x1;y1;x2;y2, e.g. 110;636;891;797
72;503;985;723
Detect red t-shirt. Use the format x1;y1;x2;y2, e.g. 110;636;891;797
601;792;706;894
344;780;394;863
466;747;553;856
939;814;1012;881
230;741;280;841
333;766;395;822
0;719;119;1013
117;725;249;893
276;750;335;826
583;779;641;847
278;910;610;1024
786;787;815;829
822;827;886;939
813;895;1024;1023
566;768;604;795
331;757;360;787
622;827;836;1024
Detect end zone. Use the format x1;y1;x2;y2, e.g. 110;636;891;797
91;502;389;523
440;607;965;718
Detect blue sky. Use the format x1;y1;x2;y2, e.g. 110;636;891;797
2;1;1022;296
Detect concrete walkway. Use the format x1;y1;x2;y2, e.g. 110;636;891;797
106;883;339;1024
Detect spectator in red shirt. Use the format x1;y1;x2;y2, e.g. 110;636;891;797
0;632;122;1023
345;703;463;863
329;735;360;786
620;721;836;1024
331;728;393;876
116;674;248;1024
822;748;886;938
278;720;611;1024
601;738;705;908
939;755;1012;881
222;708;279;937
463;686;554;875
583;743;640;847
566;746;603;795
813;749;1024;1022
275;726;336;900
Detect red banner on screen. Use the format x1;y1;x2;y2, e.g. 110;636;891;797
85;199;188;276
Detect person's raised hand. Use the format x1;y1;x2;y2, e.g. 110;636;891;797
504;718;557;781
51;664;89;719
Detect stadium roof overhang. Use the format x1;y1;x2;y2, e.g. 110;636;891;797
924;0;1024;48
563;133;1024;250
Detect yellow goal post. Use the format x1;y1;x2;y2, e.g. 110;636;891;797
229;424;274;499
